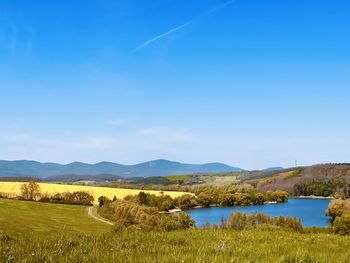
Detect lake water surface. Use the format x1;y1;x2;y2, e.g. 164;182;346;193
185;198;332;227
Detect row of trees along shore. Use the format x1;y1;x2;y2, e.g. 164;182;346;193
112;187;288;211
97;192;300;233
99;192;350;235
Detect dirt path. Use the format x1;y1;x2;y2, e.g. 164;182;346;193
88;207;114;226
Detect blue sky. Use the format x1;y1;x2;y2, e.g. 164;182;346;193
0;0;349;169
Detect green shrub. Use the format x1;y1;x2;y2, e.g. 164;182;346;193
252;193;266;205
266;190;289;203
39;191;94;205
98;196;112;207
224;212;303;232
98;199;195;232
174;194;197;209
325;199;350;220
135;191;176;211
333;213;350;235
196;192;212;207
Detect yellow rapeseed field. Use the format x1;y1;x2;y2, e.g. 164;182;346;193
0;182;190;204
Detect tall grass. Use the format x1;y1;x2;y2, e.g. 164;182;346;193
1;229;349;263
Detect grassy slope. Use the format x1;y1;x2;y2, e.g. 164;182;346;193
0;182;189;204
0;199;110;236
1;229;350;262
0;199;350;262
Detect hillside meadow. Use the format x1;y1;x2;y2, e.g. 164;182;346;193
0;182;190;204
0;199;350;262
0;199;110;236
2;227;350;262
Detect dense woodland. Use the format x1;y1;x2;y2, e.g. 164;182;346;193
293;179;350;197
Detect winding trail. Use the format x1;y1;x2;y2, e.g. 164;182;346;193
88;207;114;226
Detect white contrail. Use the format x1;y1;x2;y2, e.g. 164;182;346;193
133;22;191;52
133;0;236;52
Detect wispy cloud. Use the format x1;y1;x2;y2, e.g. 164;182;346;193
133;0;236;52
133;22;191;52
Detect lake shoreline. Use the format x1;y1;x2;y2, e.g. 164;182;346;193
292;196;334;199
185;198;332;228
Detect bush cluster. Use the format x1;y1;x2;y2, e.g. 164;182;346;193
177;187;288;209
0;192;16;199
39;191;94;206
294;179;349;197
333;213;350;235
17;182;94;205
325;199;350;235
220;212;303;233
124;191;176;211
97;198;195;232
325;199;350;220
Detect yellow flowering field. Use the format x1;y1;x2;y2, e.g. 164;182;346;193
0;182;189;204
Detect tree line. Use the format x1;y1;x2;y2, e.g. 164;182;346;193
101;187;288;212
18;182;94;205
188;185;288;209
97;196;195;232
294;179;350;197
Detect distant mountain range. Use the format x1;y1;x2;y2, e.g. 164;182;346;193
0;159;243;178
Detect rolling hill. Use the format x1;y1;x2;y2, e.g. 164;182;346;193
0;159;242;178
243;164;350;196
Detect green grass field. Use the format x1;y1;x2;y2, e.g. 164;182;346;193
0;199;110;236
1;227;350;262
1;199;350;262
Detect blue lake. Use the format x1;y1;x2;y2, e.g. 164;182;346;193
185;198;332;227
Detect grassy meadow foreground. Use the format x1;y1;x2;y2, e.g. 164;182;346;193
0;182;189;204
0;199;110;236
2;226;350;262
1;199;350;262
